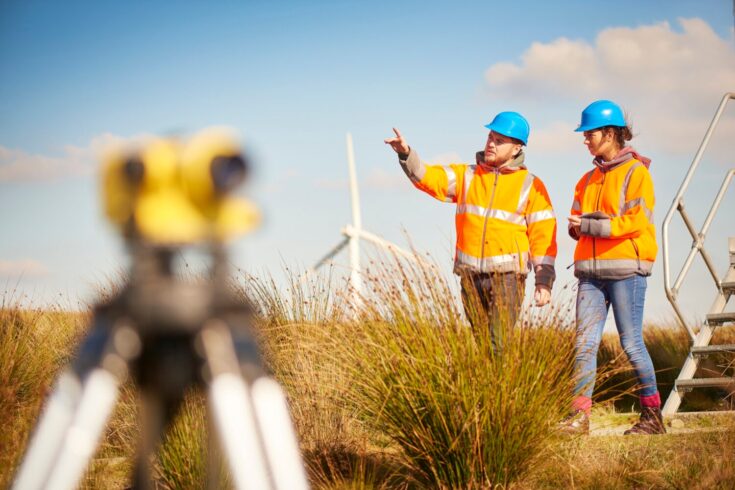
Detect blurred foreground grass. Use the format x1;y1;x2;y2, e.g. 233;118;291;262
2;260;734;489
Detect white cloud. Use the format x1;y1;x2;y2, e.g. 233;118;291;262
0;259;49;278
483;18;735;156
426;152;464;165
364;167;410;190
0;145;88;182
0;133;150;183
527;121;580;155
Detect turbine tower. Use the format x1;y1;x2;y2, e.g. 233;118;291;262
311;133;431;308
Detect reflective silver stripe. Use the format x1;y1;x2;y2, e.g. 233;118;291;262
456;249;529;273
456;203;487;216
572;200;581;212
456;205;525;225
578;169;595;207
621;196;645;213
517;173;535;214
530;255;555;266
461;165;476;204
442;166;457;202
619;162;643;213
490;209;525;225
526;209;555;225
575;259;654;275
620;196;654;223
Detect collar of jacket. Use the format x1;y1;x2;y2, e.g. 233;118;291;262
593;146;652;172
475;150;527;173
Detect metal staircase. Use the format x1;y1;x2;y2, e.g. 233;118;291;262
661;92;735;416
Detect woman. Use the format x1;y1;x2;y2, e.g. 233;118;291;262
564;100;665;435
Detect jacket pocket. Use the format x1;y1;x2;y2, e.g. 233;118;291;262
629;238;641;271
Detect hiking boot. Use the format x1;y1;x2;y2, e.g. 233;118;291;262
558;410;590;435
624;407;666;435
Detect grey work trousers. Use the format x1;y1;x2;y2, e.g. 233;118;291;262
460;271;526;353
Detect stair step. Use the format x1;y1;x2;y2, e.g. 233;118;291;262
707;312;735;325
676;377;735;390
721;281;735;293
691;344;735;356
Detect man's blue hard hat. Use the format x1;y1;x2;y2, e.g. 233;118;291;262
575;100;626;132
484;111;530;145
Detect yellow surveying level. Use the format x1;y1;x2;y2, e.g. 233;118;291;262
101;128;259;243
13;129;309;490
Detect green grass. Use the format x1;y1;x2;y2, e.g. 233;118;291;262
2;259;734;489
596;324;735;412
525;422;735;489
327;258;578;488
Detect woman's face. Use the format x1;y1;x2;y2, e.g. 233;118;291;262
583;128;615;158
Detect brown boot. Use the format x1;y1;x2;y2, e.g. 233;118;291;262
624;407;666;435
558;410;590;435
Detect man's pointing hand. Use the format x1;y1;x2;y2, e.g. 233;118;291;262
384;127;409;155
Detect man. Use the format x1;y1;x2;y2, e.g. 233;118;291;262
385;112;557;348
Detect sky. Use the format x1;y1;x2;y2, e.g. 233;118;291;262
1;0;734;329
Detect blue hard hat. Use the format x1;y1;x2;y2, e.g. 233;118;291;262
575;100;626;132
484;111;529;145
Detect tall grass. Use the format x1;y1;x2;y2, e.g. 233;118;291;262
0;299;88;488
154;391;210;489
243;268;388;487
596;324;735;411
3;260;734;489
323;256;579;488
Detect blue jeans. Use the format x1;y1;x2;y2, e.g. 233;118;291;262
574;275;659;398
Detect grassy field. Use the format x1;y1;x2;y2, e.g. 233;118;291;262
2;260;734;489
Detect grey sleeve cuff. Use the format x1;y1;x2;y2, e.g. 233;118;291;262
534;264;555;290
398;147;426;182
580;216;611;238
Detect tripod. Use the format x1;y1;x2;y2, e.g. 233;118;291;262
13;242;310;490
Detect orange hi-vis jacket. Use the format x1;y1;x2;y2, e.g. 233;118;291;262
400;149;557;289
569;154;656;280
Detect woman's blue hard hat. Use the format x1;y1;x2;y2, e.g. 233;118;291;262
575;100;626;132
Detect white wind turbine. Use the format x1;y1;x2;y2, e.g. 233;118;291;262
310;133;431;307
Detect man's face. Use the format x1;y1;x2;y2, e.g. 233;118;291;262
484;131;522;166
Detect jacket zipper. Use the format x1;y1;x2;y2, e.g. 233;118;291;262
592;171;606;276
478;168;500;268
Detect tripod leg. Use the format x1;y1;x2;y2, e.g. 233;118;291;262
43;367;122;490
201;320;310;490
12;370;83;490
200;322;274;490
13;316;129;490
250;377;310;490
131;390;179;490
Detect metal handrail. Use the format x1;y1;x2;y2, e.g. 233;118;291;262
662;92;735;341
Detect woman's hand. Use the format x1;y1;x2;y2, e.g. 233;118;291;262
568;215;582;235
